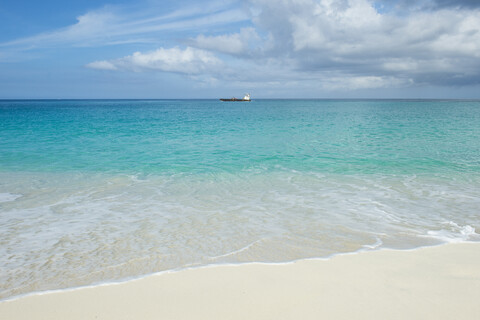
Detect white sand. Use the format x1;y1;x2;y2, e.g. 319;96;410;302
1;243;480;320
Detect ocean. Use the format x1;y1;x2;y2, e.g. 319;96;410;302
1;99;479;299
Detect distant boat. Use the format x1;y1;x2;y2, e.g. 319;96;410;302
220;93;251;102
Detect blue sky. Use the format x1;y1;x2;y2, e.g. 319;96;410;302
1;0;480;99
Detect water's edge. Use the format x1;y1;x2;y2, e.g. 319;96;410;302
3;240;477;303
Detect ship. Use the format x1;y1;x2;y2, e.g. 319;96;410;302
220;93;251;101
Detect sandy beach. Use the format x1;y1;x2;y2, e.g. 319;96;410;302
1;242;479;320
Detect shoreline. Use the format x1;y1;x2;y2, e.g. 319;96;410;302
1;242;479;319
0;240;449;303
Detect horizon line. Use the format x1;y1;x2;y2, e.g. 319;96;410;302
1;98;480;101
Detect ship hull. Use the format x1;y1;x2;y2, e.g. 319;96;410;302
219;98;250;101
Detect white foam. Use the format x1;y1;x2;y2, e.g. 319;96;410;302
2;171;480;300
362;237;384;250
423;221;480;243
0;192;22;203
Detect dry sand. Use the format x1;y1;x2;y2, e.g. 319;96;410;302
1;242;479;320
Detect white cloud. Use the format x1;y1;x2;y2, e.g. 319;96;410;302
0;11;122;49
87;47;222;74
14;0;479;91
289;0;383;52
236;0;480;87
85;60;118;71
190;27;261;55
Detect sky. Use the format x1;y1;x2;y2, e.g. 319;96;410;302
1;0;480;99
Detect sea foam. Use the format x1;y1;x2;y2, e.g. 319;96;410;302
0;193;22;203
424;222;480;243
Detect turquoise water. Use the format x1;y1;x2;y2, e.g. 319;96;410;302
1;99;480;299
1;99;480;175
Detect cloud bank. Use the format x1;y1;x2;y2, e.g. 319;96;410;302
4;0;479;93
85;0;480;90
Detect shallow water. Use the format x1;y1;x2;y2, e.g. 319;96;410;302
1;99;480;299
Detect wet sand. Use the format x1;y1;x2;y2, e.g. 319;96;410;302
1;243;479;320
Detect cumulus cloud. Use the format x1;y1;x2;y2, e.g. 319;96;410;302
86;0;480;90
231;0;480;87
86;47;222;74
